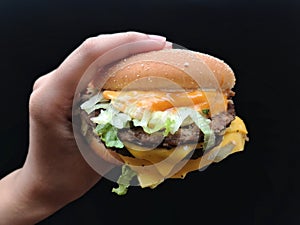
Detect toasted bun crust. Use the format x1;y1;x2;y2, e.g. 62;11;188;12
100;49;235;92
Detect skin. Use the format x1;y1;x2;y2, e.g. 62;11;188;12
0;31;171;225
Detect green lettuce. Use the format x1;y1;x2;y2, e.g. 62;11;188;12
81;95;215;150
80;94;217;195
90;106;131;148
94;123;124;148
112;165;137;195
133;107;215;149
80;93;109;114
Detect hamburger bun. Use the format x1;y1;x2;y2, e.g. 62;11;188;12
93;49;235;92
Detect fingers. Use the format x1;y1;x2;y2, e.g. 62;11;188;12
164;41;173;49
74;39;172;94
50;31;169;96
73;128;116;175
32;71;55;91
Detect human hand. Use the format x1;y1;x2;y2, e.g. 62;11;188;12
0;31;171;225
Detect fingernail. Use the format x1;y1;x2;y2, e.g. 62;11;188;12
148;34;166;42
164;41;173;49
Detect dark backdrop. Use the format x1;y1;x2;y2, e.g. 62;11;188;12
0;0;299;224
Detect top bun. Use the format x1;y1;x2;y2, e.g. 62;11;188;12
100;49;235;92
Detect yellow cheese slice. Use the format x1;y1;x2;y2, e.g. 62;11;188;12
127;144;196;177
171;116;248;178
225;116;248;134
103;90;227;119
118;155;165;188
119;116;248;188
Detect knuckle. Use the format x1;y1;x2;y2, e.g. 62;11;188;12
32;75;47;91
29;88;71;125
29;89;56;124
29;89;44;121
124;31;141;42
79;37;98;57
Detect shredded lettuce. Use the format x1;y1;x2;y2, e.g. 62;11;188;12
91;106;131;129
164;117;175;136
112;165;137;195
94;123;124;148
81;94;215;150
133;111;170;134
85;103;109;114
80;93;109;114
179;108;215;149
90;106;131;148
132;107;215;150
80;93;103;109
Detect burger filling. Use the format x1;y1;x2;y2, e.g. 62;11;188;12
79;86;246;195
80;88;236;158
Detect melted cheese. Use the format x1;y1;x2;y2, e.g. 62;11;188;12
120;116;248;188
127;144;196;177
118;144;196;188
103;90;227;118
117;155;165;188
171;116;248;178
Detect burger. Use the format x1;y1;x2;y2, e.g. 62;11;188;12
78;49;248;195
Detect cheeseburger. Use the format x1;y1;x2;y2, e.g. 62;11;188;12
78;49;248;195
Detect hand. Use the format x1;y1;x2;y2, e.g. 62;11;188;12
0;31;171;225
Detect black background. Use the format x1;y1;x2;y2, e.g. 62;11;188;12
0;0;299;224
